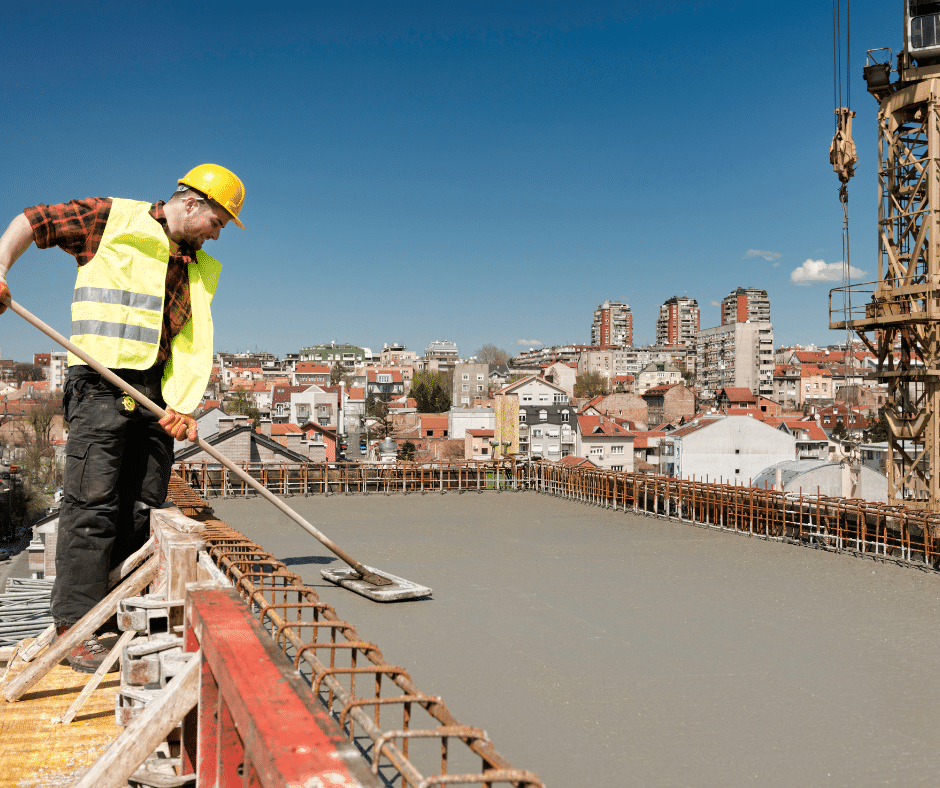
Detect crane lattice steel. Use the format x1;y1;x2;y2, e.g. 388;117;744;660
831;1;940;510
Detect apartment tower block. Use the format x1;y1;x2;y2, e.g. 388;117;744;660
655;296;700;347
720;287;771;325
591;300;633;348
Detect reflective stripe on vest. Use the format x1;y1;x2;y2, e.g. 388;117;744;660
73;286;163;312
71;319;161;345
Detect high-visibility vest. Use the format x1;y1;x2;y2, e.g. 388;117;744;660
69;198;221;414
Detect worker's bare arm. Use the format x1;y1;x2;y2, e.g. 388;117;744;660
0;214;36;314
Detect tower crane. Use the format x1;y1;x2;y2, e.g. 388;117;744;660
831;1;940;510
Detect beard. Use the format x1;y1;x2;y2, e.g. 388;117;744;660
180;207;210;250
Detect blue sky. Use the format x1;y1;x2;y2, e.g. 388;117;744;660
1;1;894;362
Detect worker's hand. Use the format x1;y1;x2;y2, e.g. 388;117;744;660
0;280;10;315
159;407;198;442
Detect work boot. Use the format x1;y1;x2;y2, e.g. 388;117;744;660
66;633;119;674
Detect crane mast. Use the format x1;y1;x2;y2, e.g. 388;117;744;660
831;1;940;510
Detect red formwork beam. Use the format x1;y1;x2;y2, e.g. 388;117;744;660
185;586;381;788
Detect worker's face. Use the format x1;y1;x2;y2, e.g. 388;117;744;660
182;198;230;249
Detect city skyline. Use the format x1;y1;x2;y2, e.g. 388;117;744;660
2;2;890;362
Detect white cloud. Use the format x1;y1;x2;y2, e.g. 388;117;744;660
516;338;542;346
745;249;781;262
790;258;866;286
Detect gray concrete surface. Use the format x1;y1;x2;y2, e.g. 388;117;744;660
211;491;940;788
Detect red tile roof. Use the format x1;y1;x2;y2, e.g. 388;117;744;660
720;387;756;402
271;423;303;436
467;429;495;438
576;415;633;437
557;455;596;467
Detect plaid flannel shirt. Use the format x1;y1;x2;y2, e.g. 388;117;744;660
25;197;195;368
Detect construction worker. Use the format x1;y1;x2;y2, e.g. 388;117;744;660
0;164;245;672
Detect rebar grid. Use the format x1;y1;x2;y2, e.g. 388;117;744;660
169;475;542;788
524;463;940;568
176;460;940;570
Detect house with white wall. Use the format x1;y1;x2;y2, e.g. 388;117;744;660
660;414;796;483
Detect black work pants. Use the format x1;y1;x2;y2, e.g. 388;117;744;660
51;365;172;626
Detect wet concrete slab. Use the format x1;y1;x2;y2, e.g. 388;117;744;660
211;490;940;788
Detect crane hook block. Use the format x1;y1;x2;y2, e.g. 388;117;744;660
830;107;858;185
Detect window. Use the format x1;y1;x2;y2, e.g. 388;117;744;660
590;446;603;456
539;395;549;402
539;410;548;421
611;465;623;471
531;428;543;438
519;413;526;423
461;396;470;405
734;449;740;454
426;430;434;437
477;374;485;381
522;394;533;402
462;384;469;390
481;446;488;454
477;385;484;392
611;445;624;455
561;410;569;422
554;394;568;404
462;374;469;380
735;469;740;474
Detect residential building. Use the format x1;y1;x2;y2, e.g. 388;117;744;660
575;414;635;472
366;369;405;401
453;363;490;407
379;344;418;367
720;287;771;325
542;362;577;397
175;415;325;465
293;362;331;386
512;345;591;367
656;296;700;348
591;300;633;348
465;429;495;460
298;343;366;368
640;384;695;427
695;321;774;398
289;384;343;433
448;407;495;440
817;402;867;439
424;340;459;362
773;419;830;461
660;414;796;481
578;393;649;429
635;361;682;396
493;376;572;460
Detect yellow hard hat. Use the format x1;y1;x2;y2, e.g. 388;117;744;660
178;163;246;229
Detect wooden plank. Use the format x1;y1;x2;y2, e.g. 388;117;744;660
52;629;137;725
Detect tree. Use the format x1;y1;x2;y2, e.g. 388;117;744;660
410;371;452;413
11;363;44;387
831;421;848;441
475;344;509;366
330;361;354;388
397;440;417;461
366;399;394;440
227;387;260;426
9;397;62;515
865;407;890;443
574;371;608;399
